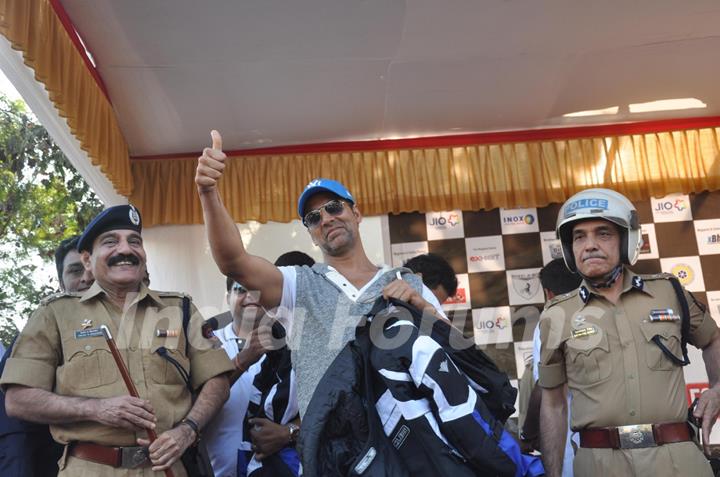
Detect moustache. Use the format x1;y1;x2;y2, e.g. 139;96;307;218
107;254;140;266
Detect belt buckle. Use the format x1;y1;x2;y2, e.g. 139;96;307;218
617;424;656;449
120;446;150;469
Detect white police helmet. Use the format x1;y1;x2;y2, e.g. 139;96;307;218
556;188;642;272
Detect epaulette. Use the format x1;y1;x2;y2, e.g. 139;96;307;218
544;289;578;310
640;272;676;281
40;291;82;306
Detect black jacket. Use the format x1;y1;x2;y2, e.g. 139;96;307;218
299;300;544;477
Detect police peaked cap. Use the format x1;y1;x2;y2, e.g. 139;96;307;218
77;204;143;252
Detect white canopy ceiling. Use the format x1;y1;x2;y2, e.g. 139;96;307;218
49;0;720;157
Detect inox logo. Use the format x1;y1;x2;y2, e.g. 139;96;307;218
503;214;535;225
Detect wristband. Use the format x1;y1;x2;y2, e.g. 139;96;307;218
180;417;201;444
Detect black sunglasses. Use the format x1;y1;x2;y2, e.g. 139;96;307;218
303;199;346;228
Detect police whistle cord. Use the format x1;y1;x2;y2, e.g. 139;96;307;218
100;325;175;477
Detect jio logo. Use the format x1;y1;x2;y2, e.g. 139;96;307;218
654;199;686;212
429;213;460;227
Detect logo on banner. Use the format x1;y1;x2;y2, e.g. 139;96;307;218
549;243;563;259
651;195;692;222
429;213;461;229
654;198;687;213
470;253;502;262
511;274;541;300
476;315;508;331
503;214;535;225
671;263;694;286
693;219;720;255
444;287;467;305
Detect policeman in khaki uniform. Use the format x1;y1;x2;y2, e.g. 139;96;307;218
0;205;235;476
538;189;720;477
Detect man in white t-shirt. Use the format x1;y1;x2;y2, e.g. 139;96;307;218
204;278;266;477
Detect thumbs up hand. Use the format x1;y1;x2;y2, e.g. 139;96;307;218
196;130;227;193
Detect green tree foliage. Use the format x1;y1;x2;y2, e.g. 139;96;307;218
0;94;102;346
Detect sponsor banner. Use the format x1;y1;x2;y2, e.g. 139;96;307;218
694;219;720;255
472;306;513;345
540;231;563;265
426;210;464;240
660;256;705;292
651;193;692;223
466;236;505;272
390;241;428;268
506;268;544;305
638;223;659;260
513;340;535;381
704;291;720;324
500;207;539;235
442;273;471;311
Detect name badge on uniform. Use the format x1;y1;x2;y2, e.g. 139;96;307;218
571;326;598;339
648;308;681;322
75;328;105;339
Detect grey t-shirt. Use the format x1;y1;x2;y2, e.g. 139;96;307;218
278;264;445;415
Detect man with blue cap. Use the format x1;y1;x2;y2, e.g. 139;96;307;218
195;130;447;417
1;204;235;476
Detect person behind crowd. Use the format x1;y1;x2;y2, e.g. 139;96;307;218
203;277;270;476
55;235;95;294
205;266;304;477
403;252;458;303
0;235;93;476
518;258;581;476
195;130;446;418
1;205;235;475
538;188;720;477
244;252;314;474
274;251;316;268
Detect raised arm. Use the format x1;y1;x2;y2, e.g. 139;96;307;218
195;130;284;308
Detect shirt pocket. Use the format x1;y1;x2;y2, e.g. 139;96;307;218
61;338;120;390
566;331;611;385
148;342;190;386
639;321;681;371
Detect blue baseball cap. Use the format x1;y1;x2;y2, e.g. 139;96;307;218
77;204;142;252
297;178;355;218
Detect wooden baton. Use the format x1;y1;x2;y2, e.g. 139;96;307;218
100;325;174;477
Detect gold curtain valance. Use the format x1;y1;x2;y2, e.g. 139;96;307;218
130;127;720;227
0;0;132;195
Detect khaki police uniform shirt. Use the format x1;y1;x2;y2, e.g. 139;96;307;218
538;269;718;430
0;282;234;446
